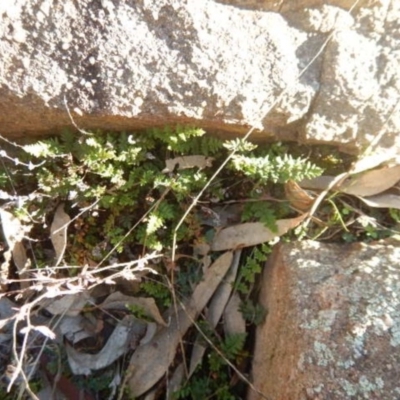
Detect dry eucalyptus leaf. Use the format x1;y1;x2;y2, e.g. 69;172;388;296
207;250;241;325
339;165;400;197
223;293;246;337
42;292;92;317
0;209;26;243
50;203;71;265
351;152;397;174
57;315;95;344
140;322;157;345
299;175;337;191
189;250;241;376
285;180;315;211
211;215;306;251
11;242;29;275
100;291;167;326
167;363;185;400
66;315;145;375
0;209;30;288
127;251;233;397
357;193;400;210
162;155;214;173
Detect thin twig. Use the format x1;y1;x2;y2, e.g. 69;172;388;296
63;95;91;136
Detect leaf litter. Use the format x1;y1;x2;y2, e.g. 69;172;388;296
0;209;31;289
2;133;400;399
189;250;242;377
127;251;234;397
50;203;71;266
211;215;307;251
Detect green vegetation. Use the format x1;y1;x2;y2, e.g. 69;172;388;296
1;126;398;399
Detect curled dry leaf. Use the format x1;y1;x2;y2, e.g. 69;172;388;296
66;315;146;375
285;180;315;211
127;251;233;397
339;165;400;197
162;155;214;173
301;166;400;198
357;193;400;210
140;322;157;345
211;215;306;252
50;203;71;265
350;151;397;174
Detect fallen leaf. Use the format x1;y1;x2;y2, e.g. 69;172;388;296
211;215;306;251
167;363;185;400
127;251;233;397
140;322;157;345
108;369;122;400
0;209;30;288
351;151;396;174
163;155;214;173
42;292;92;317
50;203;71;265
79;313;104;336
285;180;315;211
189;250;241;376
299;176;337;191
99;291;167;326
357;193;400;210
223;293;246;337
57;315;95;344
339;165;400;197
207;250;241;326
66;315;146;375
10;243;29;276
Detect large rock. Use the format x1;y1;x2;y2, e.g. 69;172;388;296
0;1;399;154
249;240;400;400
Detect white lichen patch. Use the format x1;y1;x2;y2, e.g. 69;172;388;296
338;375;385;398
284;241;400;397
300;310;338;332
313;341;335;367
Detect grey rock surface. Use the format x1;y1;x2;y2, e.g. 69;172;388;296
0;0;399;154
249;240;400;400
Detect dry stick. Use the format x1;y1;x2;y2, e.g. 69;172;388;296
51;198;101;237
63;95;92;136
171;0;362;262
